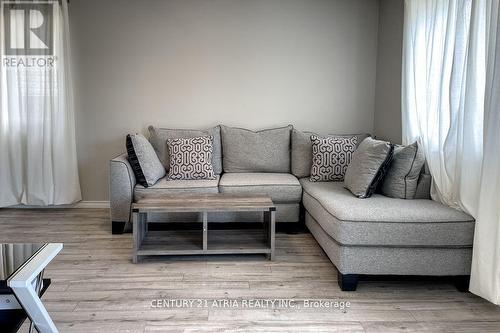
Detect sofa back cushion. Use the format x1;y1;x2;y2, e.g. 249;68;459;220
221;125;292;173
148;125;222;175
291;129;369;178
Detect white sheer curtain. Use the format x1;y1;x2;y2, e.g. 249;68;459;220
470;0;500;305
0;0;81;206
402;0;484;213
403;0;500;304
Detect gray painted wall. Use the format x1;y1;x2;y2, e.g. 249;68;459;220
70;0;380;201
374;0;404;143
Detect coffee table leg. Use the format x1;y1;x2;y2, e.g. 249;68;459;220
202;211;208;252
263;211;269;242
270;210;276;260
133;210;142;263
142;212;147;241
265;209;275;261
11;277;58;333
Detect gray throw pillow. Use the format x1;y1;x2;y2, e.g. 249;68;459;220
291;129;369;178
309;135;358;182
381;142;425;199
148;125;222;174
126;134;166;187
221;125;292;173
344;137;394;198
167;136;216;180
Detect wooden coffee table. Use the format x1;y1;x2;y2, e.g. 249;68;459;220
131;194;276;263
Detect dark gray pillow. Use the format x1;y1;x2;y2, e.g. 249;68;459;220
221;125;292;173
291;129;369;178
414;173;432;199
381;142;425;199
344;137;394;198
309;135;358;182
126;134;166;187
167;136;216;180
148;126;222;175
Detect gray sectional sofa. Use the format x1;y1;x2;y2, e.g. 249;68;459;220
110;125;475;291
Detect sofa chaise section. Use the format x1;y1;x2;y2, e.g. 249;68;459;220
300;179;475;291
301;180;475;247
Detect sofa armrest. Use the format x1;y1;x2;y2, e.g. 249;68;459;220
110;153;136;233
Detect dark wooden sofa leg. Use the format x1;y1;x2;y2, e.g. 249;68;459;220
338;272;358;291
112;221;125;235
454;275;470;292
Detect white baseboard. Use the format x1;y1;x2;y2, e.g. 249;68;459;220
5;201;110;209
73;201;110;209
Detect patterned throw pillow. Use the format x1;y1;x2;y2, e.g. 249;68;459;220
167;136;216;180
310;135;358;182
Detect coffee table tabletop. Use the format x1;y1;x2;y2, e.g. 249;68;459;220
133;193;275;212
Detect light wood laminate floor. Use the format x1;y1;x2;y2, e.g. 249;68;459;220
0;208;499;333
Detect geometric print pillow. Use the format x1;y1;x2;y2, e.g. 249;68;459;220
309;135;358;182
167;136;217;180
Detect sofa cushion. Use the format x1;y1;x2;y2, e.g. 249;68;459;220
344;137;394;198
126;134;165;187
220;125;292;173
219;173;302;203
291;129;369;178
167;136;216;180
134;176;219;201
381;142;425;199
309;135;358;182
300;179;475;247
148;125;222;174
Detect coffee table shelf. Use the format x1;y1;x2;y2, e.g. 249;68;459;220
138;230;202;255
132;194;275;262
137;230;271;256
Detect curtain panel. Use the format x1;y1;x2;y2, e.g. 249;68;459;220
0;0;81;206
470;0;500;305
403;0;500;304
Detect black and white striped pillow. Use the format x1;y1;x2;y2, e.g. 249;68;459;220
167;136;216;180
